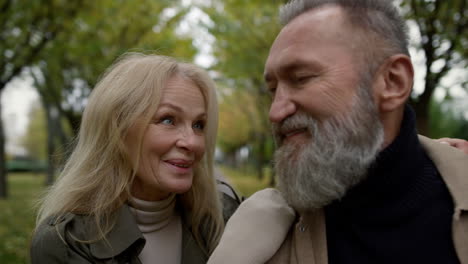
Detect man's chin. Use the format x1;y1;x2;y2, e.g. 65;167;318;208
277;142;307;162
279;183;344;212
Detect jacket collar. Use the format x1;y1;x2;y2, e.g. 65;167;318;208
90;204;145;259
89;203;208;262
419;135;468;212
181;220;207;263
179;203;209;263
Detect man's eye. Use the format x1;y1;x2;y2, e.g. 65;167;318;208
295;76;309;83
267;87;276;97
295;75;316;84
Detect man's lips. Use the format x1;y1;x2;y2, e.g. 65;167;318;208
280;128;308;142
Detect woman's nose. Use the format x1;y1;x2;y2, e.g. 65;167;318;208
175;126;204;153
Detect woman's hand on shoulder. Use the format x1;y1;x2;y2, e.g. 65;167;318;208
436;137;468;154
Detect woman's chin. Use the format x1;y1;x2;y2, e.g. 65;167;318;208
168;180;193;195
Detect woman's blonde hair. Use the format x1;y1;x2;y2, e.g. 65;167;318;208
36;53;224;253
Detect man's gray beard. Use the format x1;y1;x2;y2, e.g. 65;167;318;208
273;86;384;212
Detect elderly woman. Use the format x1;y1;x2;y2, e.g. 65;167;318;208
31;53;239;264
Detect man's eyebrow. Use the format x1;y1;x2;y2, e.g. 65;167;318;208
264;59;321;82
281;60;319;73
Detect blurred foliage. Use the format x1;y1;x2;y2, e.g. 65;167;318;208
202;0;282;179
0;0;83;89
401;0;468;134
0;173;44;263
218;89;261;154
20;103;46;162
429;98;468;139
31;0;197;134
220;165;270;198
0;0;86;198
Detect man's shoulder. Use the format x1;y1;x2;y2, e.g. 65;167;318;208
419;135;468;174
419;135;468;208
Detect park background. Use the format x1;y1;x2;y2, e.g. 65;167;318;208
1;0;467;263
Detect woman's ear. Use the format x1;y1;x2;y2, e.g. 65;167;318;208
373;54;414;113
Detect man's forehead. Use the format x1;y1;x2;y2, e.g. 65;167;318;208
281;4;346;32
265;6;355;78
270;4;349;51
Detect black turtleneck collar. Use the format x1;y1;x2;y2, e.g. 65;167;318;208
325;104;459;264
326;105;425;218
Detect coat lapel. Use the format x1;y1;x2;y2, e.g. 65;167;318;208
88;205;145;261
181;223;207;264
419;135;468;263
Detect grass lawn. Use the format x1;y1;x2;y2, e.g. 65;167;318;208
218;165;272;198
0;173;45;264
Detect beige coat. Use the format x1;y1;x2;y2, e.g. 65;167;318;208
267;136;468;264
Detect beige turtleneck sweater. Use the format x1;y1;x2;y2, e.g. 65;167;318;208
129;194;182;264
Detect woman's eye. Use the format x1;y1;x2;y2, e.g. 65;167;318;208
193;121;205;131
160;117;174;125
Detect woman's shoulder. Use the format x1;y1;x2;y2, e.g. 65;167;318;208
30;213;81;263
217;180;242;222
31;206;145;263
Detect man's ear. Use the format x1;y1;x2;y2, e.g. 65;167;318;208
373;54;413;113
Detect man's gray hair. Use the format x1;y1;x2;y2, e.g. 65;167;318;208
280;0;410;72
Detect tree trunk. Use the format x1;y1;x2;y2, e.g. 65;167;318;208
412;100;430;136
0;91;7;198
45;104;55;186
411;78;435;136
255;133;266;180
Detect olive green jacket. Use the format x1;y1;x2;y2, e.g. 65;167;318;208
31;193;239;264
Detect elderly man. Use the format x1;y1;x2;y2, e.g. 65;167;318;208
209;0;468;263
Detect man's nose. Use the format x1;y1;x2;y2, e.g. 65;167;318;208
269;88;296;123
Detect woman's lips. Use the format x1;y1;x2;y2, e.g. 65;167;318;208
164;159;194;173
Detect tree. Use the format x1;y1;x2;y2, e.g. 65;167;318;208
429;97;468;140
0;0;85;198
401;0;468;134
218;89;260;167
202;0;282;180
33;0;196;134
20;102;47;162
